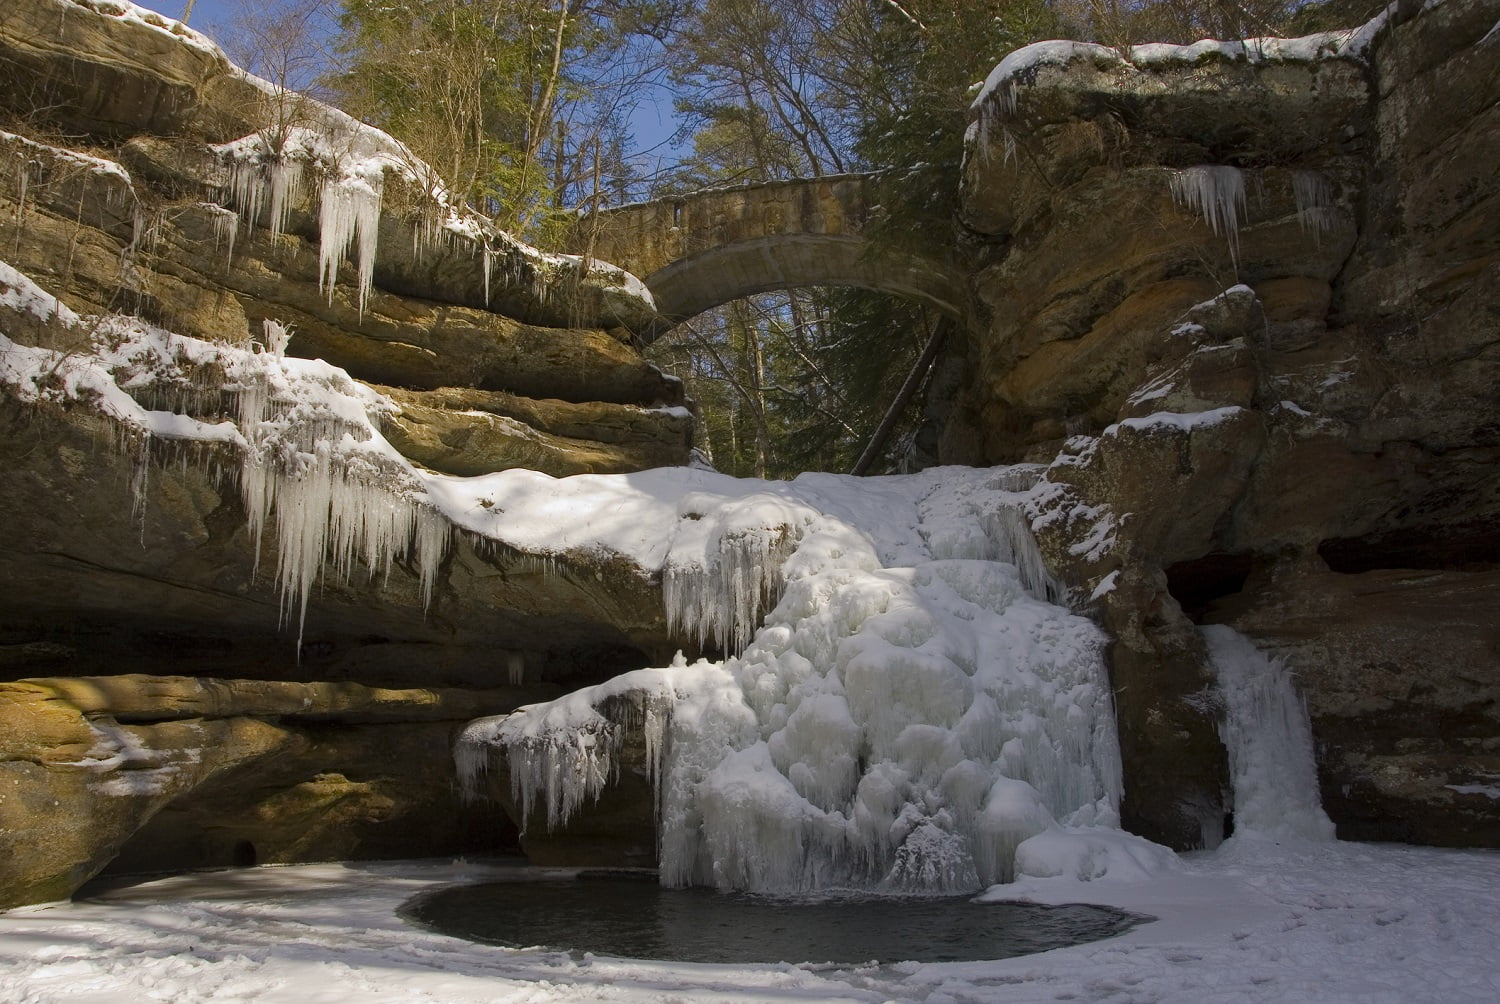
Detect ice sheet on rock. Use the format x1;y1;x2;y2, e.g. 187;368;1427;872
1292;169;1337;240
1203;625;1335;842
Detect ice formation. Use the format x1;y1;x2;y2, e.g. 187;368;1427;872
1169;166;1248;262
1203;625;1336;842
0;259;448;656
221;154;305;243
318;170;384;318
207;204;239;265
1292;169;1337;241
459;468;1129;894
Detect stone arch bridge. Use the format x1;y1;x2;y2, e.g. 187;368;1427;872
565;174;964;338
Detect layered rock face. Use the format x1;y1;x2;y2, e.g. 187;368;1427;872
0;0;692;909
2;0;1496;909
952;3;1500;847
0;675;524;907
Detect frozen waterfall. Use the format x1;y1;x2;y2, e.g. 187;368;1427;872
1203;625;1335;842
459;469;1138;893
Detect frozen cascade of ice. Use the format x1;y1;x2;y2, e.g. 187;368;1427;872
461;472;1130;894
456;669;675;833
1202;625;1335;842
1170;165;1247;263
318;169;384;318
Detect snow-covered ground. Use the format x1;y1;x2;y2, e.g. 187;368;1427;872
2;838;1497;1003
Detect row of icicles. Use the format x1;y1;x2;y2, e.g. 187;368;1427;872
212;147;550;322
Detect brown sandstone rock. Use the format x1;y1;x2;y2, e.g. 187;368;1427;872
0;674;530;909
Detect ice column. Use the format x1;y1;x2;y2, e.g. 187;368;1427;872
1202;625;1335;841
318;167;385;319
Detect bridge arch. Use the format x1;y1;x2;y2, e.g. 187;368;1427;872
568;174;964;338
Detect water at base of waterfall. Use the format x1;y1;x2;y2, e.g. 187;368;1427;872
399;872;1148;965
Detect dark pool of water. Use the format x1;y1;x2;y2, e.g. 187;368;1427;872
400;872;1148;964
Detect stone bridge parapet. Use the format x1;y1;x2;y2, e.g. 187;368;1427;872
566;174;964;337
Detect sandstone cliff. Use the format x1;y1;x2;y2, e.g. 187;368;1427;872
0;0;695;909
951;1;1500;847
1;0;1497;910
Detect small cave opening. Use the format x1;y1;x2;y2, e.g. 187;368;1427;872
1165;552;1254;623
232;840;258;868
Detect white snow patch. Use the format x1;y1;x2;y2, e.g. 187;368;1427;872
1087;569;1119;602
1106;406;1244;437
5;844;1500;1001
0;129;132;185
1129;33;1354;65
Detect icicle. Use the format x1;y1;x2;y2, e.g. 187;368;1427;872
1292;169;1335;243
1170;165;1247;263
232;348;448;657
210;205;239;266
468;709;626;834
265;159;304;241
506;651;525;685
318;170;384;319
15;161;27;226
662;522;799;655
482;246;493;306
1202;625;1335;842
261;319;292;357
226;159;267;230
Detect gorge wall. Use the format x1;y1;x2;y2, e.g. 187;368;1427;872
946;1;1500;846
1;0;1497;910
0;0;694;908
